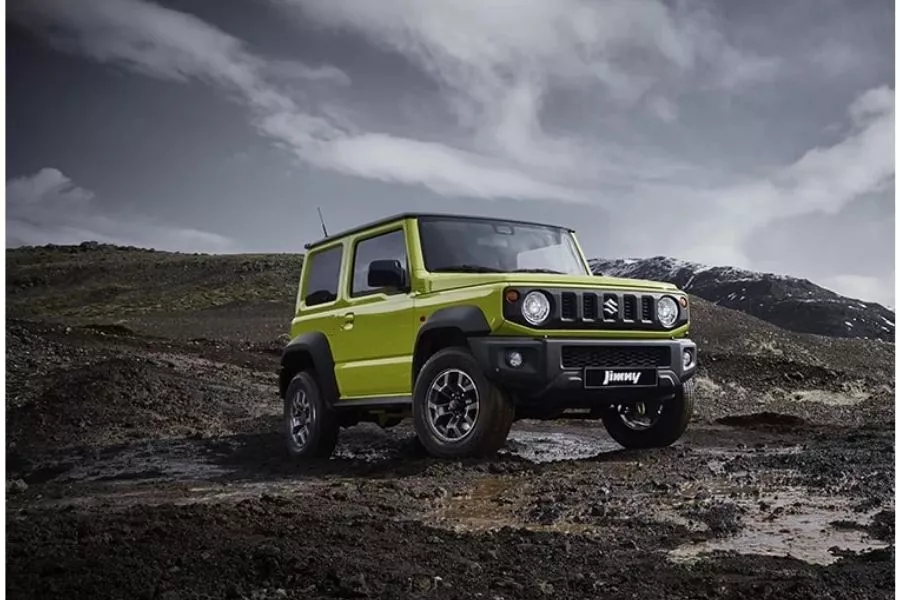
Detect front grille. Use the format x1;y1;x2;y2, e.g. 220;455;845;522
583;291;659;327
561;345;671;369
502;287;682;331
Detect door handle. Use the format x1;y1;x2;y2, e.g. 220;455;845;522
343;312;355;322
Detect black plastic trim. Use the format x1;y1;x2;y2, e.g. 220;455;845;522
417;305;492;341
412;305;493;384
468;336;697;408
280;331;339;405
334;396;412;409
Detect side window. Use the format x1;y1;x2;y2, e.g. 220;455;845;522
352;229;409;297
303;246;342;306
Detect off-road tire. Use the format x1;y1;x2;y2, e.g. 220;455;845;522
412;347;514;458
602;378;695;449
283;370;340;459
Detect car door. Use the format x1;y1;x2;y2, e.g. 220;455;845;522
331;224;416;399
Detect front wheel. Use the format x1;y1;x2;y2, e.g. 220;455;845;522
602;379;695;449
412;347;514;458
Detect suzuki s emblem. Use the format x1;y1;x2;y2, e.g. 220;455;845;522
603;297;618;316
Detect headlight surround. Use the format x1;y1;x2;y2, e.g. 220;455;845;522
521;290;551;326
657;296;679;328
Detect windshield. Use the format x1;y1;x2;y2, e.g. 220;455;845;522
418;217;588;275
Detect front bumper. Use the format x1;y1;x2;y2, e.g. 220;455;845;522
467;336;697;405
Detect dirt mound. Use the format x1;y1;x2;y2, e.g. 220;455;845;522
6;323;279;454
723;427;894;506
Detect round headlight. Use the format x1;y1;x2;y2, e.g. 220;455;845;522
657;296;679;328
522;291;551;325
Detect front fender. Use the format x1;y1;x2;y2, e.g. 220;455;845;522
280;331;339;403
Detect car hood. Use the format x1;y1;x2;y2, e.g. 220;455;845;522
424;271;680;293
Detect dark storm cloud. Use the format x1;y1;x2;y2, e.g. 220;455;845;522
5;0;895;305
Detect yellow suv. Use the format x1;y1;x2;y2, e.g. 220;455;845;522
279;213;697;459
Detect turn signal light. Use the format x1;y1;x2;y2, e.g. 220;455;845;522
679;296;688;308
505;289;520;303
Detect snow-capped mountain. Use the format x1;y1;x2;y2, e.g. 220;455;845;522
590;256;895;342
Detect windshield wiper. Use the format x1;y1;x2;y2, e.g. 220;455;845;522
431;264;505;273
512;268;566;274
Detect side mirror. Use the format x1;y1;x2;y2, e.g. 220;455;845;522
367;259;408;291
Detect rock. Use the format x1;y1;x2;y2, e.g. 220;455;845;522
342;574;369;596
7;479;27;494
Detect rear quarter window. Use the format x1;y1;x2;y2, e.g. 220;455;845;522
303;245;342;306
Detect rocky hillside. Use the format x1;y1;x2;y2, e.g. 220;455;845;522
591;256;895;342
7;242;302;341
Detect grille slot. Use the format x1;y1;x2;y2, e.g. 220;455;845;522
641;296;653;322
582;293;597;320
561;346;671;369
623;295;637;321
560;292;577;320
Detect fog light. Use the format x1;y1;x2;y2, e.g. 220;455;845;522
683;349;694;369
506;350;524;368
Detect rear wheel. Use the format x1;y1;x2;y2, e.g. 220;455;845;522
413;347;514;458
283;370;340;459
602;379;695;449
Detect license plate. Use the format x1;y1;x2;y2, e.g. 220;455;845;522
584;367;658;389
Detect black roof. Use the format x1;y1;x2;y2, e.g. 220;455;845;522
304;212;574;250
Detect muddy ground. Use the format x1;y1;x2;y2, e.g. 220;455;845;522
5;317;896;600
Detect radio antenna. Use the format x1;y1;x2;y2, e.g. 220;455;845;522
317;206;329;237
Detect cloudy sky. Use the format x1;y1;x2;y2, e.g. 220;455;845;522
6;0;896;306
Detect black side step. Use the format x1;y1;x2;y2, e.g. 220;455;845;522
333;396;412;409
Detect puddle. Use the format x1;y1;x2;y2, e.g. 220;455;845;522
329;423;621;465
434;477;522;531
667;489;891;565
332;445;397;463
429;476;596;535
503;430;619;463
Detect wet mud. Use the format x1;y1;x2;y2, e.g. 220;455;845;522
5;319;896;599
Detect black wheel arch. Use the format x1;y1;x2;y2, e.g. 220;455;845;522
412;305;492;384
280;331;339;405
